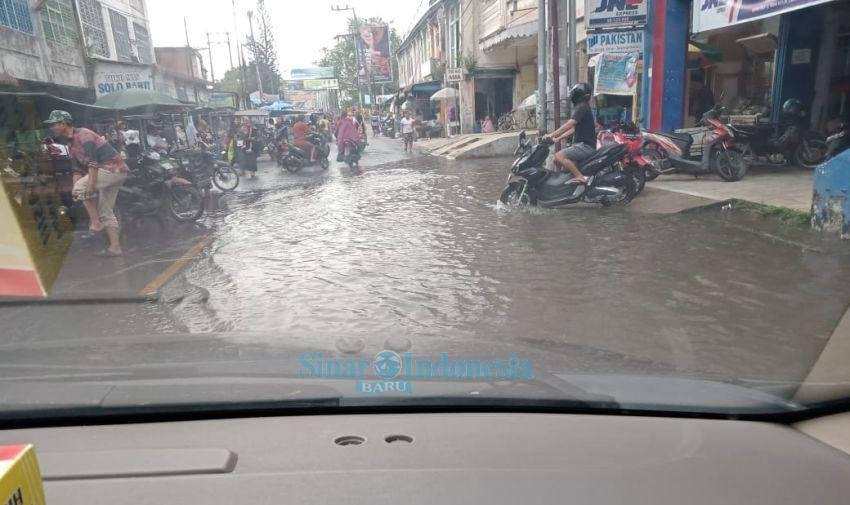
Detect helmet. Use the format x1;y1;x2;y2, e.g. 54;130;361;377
569;83;592;105
782;98;804;118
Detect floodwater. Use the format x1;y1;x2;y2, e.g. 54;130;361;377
161;141;850;382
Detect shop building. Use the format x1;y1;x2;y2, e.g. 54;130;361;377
0;0;91;100
396;0;451;121
643;0;850;132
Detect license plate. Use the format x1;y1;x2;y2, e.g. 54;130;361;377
237;140;245;147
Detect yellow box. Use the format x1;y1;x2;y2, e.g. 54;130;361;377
0;445;46;505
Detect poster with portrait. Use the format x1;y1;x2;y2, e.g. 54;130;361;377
356;25;393;84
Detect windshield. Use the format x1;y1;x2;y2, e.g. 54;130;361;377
2;0;850;421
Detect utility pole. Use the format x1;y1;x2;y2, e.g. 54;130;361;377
537;0;547;132
225;32;234;70
568;0;577;86
206;33;215;83
247;10;264;96
549;0;561;150
332;4;368;108
184;17;194;79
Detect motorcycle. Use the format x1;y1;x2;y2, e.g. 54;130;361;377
825;121;850;160
382;117;396;138
278;132;331;172
499;132;636;208
339;137;364;169
120;145;204;223
731;107;827;169
598;120;650;195
640;104;748;182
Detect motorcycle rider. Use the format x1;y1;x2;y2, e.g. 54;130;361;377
292;115;317;162
336;107;362;162
545;83;597;184
44;110;128;257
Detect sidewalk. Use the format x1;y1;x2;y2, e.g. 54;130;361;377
647;165;814;212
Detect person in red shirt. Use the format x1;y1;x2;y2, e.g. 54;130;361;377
44;110;129;257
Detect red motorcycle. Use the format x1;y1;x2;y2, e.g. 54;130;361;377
639;104;747;182
597;121;651;195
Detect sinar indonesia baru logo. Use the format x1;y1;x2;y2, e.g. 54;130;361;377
299;351;534;395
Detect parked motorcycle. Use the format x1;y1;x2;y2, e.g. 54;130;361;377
120;145;204;223
731;98;827;169
382;117;396;138
174;142;239;192
499;132;636;208
598;120;649;195
278;132;331;172
825;121;850;160
641;104;748;182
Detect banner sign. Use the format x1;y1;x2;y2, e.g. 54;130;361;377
209;93;238;109
303;78;339;90
585;0;647;28
93;62;153;97
587;29;644;54
692;0;835;32
594;52;640;96
285;67;335;80
356;25;394;84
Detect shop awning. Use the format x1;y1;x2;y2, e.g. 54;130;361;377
411;82;441;95
480;20;537;53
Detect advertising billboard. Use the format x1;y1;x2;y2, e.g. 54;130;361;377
692;0;834;33
585;0;647;28
285;67;335;80
356;25;394;84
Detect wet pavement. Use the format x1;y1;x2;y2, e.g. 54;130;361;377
3;135;850;385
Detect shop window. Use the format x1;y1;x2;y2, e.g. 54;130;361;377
109;9;132;62
133;22;151;63
0;0;34;34
79;0;109;57
41;0;77;45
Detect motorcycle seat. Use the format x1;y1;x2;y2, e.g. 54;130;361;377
577;143;628;170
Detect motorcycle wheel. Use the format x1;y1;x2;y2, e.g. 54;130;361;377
712;148;748;181
628;163;646;195
795;139;828;169
320;157;330;170
641;143;665;181
212;165;240;192
499;182;536;206
600;172;636;207
168;185;204;222
284;161;301;173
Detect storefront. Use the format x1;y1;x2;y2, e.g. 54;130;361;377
645;0;849;132
400;81;442;120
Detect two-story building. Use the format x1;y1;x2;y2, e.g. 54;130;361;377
153;46;212;105
0;0;91;100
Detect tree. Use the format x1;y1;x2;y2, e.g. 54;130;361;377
216;63;260;95
318;16;401;107
245;0;281;94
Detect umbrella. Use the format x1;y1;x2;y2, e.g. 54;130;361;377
430;87;459;101
518;92;537;110
94;89;184;110
688;41;723;68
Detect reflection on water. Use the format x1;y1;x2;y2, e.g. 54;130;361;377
170;156;850;381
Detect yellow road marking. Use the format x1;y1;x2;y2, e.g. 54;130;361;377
139;235;212;296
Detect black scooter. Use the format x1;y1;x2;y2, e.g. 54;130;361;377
278;132;331;172
499;132;636;208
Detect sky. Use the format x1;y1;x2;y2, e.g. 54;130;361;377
146;0;427;83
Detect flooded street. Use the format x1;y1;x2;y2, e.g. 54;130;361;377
143;136;850;383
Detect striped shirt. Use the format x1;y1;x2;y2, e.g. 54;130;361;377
68;127;128;173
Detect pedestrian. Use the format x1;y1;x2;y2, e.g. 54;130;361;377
236;117;260;179
196;119;214;146
370;109;380;136
473;118;482;134
223;118;239;167
44;110;128;257
482;116;494;133
108;120;126;154
400;110;415;153
354;107;367;142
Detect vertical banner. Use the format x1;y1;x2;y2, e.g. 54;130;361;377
356;25;394;84
594;52;640;95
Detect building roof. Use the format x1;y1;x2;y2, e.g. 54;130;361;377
397;0;447;54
